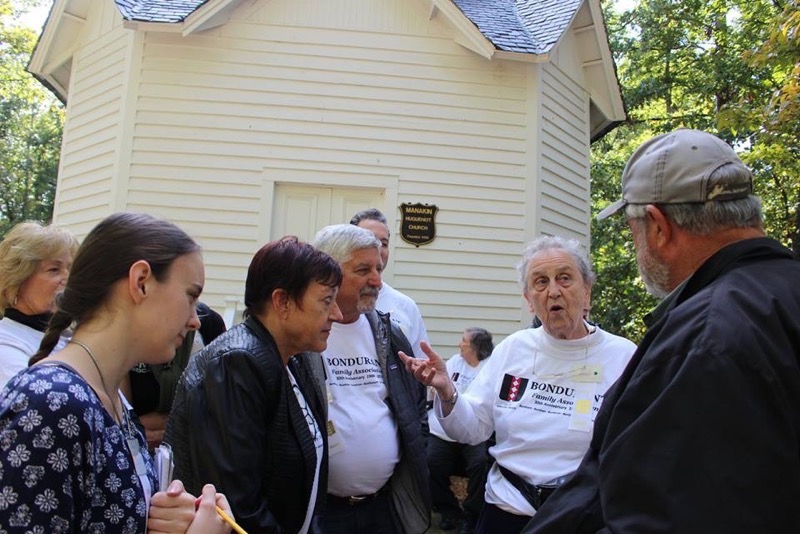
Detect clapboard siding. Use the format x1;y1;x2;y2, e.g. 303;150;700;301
394;248;520;269
47;0;605;348
54;25;129;229
133;114;525;155
397;273;519;293
537;62;590;245
132;125;527;166
137;97;526;140
416;292;522;313
131;140;524;179
137;78;525;125
251;0;449;33
126;191;262;213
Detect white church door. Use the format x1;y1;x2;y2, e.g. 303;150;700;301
271;184;385;242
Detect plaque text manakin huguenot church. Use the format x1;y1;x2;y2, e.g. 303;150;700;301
399;203;438;246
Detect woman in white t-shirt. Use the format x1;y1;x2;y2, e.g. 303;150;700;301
402;236;637;534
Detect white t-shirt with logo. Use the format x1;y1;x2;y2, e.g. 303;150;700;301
429;353;487;442
323;315;400;496
436;325;636;516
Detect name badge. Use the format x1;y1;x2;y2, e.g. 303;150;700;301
127;437;148;477
571;364;602;383
568;383;596;432
327;420;344;454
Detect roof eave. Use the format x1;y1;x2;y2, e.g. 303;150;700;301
182;0;243;36
590;118;623;142
432;0;496;59
121;20;184;32
493;50;550;63
583;0;626;130
27;0;84;102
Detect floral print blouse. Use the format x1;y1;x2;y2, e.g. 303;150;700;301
0;364;156;533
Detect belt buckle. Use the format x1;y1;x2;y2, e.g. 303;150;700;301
347;495;369;506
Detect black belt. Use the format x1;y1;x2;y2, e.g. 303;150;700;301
497;464;572;510
327;484;389;507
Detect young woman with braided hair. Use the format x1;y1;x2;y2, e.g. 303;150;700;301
0;212;233;533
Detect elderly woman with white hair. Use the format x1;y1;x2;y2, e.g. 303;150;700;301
0;221;78;388
401;236;637;534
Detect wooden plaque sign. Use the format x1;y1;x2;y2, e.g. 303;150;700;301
399;203;438;246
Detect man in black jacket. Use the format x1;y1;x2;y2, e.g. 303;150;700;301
312;224;431;534
525;129;800;532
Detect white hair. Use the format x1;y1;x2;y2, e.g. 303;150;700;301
312;224;381;264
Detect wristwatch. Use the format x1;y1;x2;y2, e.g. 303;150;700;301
441;388;458;406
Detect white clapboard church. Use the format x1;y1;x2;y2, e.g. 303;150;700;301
29;0;624;347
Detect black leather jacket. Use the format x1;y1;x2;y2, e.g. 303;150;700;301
165;316;327;533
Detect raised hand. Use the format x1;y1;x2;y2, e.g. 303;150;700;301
399;340;456;403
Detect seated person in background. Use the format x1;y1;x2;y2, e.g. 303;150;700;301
429;327;494;534
0;221;78;389
125;302;226;450
401;235;637;533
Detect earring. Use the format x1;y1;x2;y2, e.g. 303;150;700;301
13;293;18;306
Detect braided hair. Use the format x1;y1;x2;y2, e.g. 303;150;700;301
30;213;199;364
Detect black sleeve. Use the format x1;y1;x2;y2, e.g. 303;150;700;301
170;349;283;533
530;344;800;533
390;320;429;440
602;347;800;532
197;302;227;344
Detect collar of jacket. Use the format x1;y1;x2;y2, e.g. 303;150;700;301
672;237;792;313
364;309;391;381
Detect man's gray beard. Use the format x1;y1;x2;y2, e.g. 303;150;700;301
642;273;670;298
356;293;378;313
638;247;671;299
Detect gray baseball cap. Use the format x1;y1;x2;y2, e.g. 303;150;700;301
597;129;753;220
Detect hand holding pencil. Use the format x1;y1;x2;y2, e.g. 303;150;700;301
148;480;246;534
150;442;246;534
191;483;247;534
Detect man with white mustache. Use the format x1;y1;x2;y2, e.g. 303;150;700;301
350;208;430;360
312;224;431;534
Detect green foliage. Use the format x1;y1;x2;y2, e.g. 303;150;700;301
0;0;63;237
589;127;659;342
592;0;797;342
727;0;800;255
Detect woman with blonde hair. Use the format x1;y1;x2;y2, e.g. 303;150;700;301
0;212;233;533
0;221;78;388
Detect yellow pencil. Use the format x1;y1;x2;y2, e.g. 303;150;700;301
216;505;248;534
